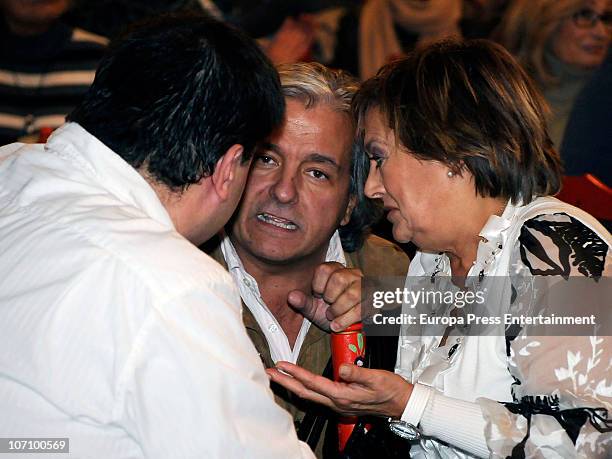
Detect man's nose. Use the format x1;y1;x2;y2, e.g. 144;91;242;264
270;169;298;204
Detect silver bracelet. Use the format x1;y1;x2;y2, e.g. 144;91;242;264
388;418;422;441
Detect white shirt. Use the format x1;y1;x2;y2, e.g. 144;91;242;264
396;198;611;458
0;123;314;459
220;232;346;364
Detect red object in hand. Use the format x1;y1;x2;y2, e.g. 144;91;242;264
38;127;54;143
331;323;366;452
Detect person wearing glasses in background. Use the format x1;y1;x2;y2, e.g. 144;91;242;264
495;0;611;150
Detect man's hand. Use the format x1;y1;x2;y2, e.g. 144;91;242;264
267;362;412;419
287;262;362;332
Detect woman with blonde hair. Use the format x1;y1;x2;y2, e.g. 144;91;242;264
358;0;462;80
495;0;611;148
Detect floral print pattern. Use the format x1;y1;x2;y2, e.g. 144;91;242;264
483;213;611;458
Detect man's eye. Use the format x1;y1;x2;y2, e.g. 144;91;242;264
308;169;329;180
256;155;277;166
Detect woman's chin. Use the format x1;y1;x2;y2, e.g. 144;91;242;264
391;226;412;244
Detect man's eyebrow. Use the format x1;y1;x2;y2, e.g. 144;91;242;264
304;153;340;170
259;142;282;154
258;145;341;170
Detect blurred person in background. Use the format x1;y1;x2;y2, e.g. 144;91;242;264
460;0;511;39
65;0;353;66
64;0;204;38
495;0;611;148
561;50;612;186
255;14;316;65
357;0;462;79
0;0;107;144
331;0;463;80
201;0;348;66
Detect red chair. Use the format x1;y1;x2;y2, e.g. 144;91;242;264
556;174;612;222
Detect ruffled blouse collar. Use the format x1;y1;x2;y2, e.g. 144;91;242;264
416;199;519;277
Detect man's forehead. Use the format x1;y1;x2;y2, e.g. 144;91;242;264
266;100;353;170
261;141;343;170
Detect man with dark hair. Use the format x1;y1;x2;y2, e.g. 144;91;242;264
0;14;315;458
209;62;409;456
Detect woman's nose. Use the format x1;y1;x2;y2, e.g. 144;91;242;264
364;163;385;199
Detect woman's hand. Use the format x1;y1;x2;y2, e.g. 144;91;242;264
267;362;413;418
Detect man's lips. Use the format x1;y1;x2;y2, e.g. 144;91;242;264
256;212;299;230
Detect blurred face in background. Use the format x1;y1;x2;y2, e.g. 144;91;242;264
1;0;71;35
551;0;611;69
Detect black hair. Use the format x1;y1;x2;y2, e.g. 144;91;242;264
339;141;383;252
68;12;285;190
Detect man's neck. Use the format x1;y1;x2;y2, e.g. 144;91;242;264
233;242;329;348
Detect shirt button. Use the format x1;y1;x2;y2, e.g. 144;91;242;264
243;278;251;287
268;324;278;332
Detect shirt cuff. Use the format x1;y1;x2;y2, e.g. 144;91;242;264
400;383;433;426
420;391;490;458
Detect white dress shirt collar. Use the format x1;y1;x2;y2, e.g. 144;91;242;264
46;122;174;229
221;230;346;363
416;199;516;277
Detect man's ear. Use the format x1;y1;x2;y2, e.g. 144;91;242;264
340;195;357;226
210;144;246;201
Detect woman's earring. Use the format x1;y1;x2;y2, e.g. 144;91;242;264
447;171;454;178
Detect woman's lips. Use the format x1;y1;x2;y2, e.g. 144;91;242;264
386;208;400;221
